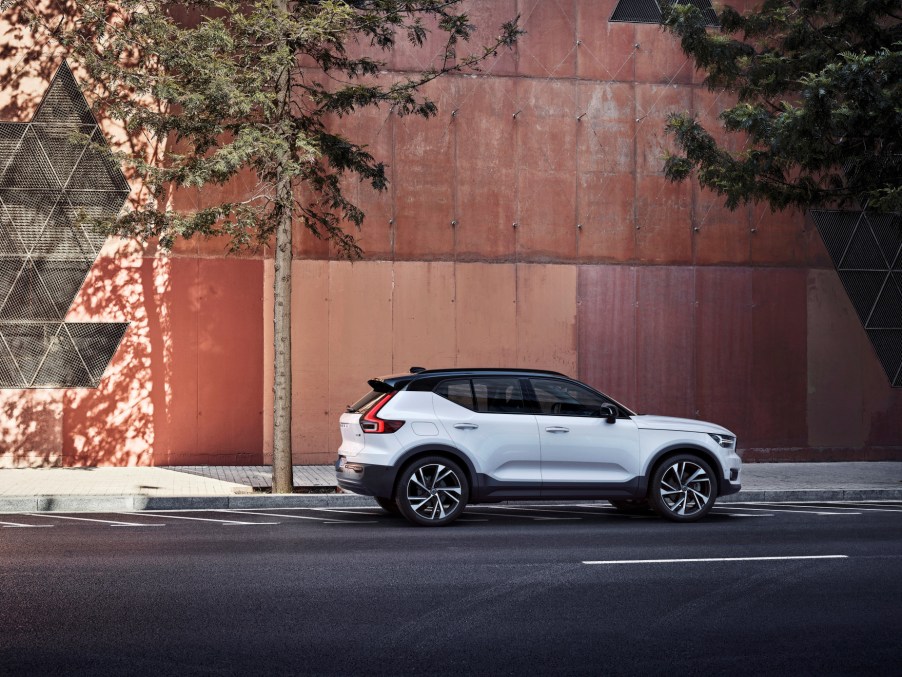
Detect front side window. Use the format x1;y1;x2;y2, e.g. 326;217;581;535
529;378;610;417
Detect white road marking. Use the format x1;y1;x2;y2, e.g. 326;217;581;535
305;508;385;516
216;509;353;523
118;512;274;525
482;505;606;517
29;514;159;527
781;502;902;513
1;520;53;527
583;555;849;565
714;513;774;518
721;506;861;516
466;510;578;521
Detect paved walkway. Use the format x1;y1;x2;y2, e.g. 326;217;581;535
0;462;899;512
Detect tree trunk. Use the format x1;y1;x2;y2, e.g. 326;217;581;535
271;12;294;493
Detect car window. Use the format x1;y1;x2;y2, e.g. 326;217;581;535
471;377;529;414
528;378;609;417
434;379;476;410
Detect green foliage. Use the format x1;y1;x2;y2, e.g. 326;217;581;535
662;0;902;215
17;0;520;254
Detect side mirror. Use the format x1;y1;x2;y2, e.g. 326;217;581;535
600;403;618;424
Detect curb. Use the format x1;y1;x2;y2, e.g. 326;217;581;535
1;488;901;513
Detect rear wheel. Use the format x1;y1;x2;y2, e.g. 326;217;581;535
396;456;469;527
649;455;716;522
374;496;400;515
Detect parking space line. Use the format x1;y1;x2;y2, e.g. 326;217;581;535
801;502;902;513
216;509;354;524
583;555;849;565
1;520;53;527
119;512;273;526
481;505;606;518
466;509;580;521
713;512;774;518
722;505;861;516
305;508;384;516
29;514;159;527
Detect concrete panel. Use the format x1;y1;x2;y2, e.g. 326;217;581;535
327;261;394;454
633;23;694;85
577;172;636;262
693;185;750;265
576;0;636;81
751;204;808;267
454;262;517;366
747;268;808;449
806;269;871;448
194;259;264;460
292;260;331;463
392;262;457;372
517;0;577;79
455;77;517;260
517;169;577;261
459;0;519;77
0;390;63;467
516;264;577;374
695;268;752;439
393;78;456;259
63;257;168;466
516;79;579;175
577;265;638;407
635;84;692;176
636;266;695;417
636;174;691;263
577;81;635;176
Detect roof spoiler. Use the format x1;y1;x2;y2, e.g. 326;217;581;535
368;378;396;393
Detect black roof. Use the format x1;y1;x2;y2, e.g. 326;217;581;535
369;368;568;392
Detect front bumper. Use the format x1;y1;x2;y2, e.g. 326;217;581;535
335;457;394;498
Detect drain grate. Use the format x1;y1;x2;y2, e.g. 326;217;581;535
812;209;902;387
0;62;128;388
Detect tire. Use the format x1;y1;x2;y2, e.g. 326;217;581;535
396;456;469;527
609;499;654;515
649;454;717;522
375;496;400;515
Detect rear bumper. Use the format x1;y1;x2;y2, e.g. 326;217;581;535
335;457;394;498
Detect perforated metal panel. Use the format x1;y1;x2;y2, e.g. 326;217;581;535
812;209;902;387
610;0;719;27
0;61;128;388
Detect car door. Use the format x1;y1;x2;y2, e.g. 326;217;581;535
432;376;541;497
527;377;641;491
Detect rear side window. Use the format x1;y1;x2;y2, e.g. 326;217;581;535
434;379;476;410
348;390;383;414
472;377;529;414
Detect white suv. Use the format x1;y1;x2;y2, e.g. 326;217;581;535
336;368;741;526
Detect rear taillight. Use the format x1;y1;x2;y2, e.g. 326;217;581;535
360;391;405;434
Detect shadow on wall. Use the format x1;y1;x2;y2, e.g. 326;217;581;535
0;248;173;467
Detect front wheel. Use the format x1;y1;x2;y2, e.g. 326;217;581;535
649;455;717;522
396;456;469;527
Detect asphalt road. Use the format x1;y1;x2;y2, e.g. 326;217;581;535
1;501;900;676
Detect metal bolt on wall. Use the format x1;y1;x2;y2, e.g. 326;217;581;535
0;62;128;388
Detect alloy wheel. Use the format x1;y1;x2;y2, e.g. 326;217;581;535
406;463;463;521
657;460;712;517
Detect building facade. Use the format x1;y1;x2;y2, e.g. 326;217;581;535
0;0;899;468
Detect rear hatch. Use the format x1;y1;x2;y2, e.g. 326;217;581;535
338;380;397;456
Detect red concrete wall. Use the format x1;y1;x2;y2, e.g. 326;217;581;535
1;0;899;466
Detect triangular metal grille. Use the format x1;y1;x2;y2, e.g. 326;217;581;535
0;323;56;385
66;323;127;383
610;0;719;26
836;271;885;325
814;207;902;387
0;62;129;387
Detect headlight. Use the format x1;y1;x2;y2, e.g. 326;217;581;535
708;433;736;449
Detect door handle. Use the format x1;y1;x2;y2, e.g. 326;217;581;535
454;423;479;430
545;426;570;433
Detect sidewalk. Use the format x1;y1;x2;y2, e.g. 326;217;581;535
0;462;899;513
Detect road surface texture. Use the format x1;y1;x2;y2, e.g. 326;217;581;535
2;501;900;675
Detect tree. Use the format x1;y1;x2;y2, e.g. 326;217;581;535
661;0;902;216
16;0;519;491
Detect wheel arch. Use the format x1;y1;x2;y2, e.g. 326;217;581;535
391;444;478;498
640;444;725;497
